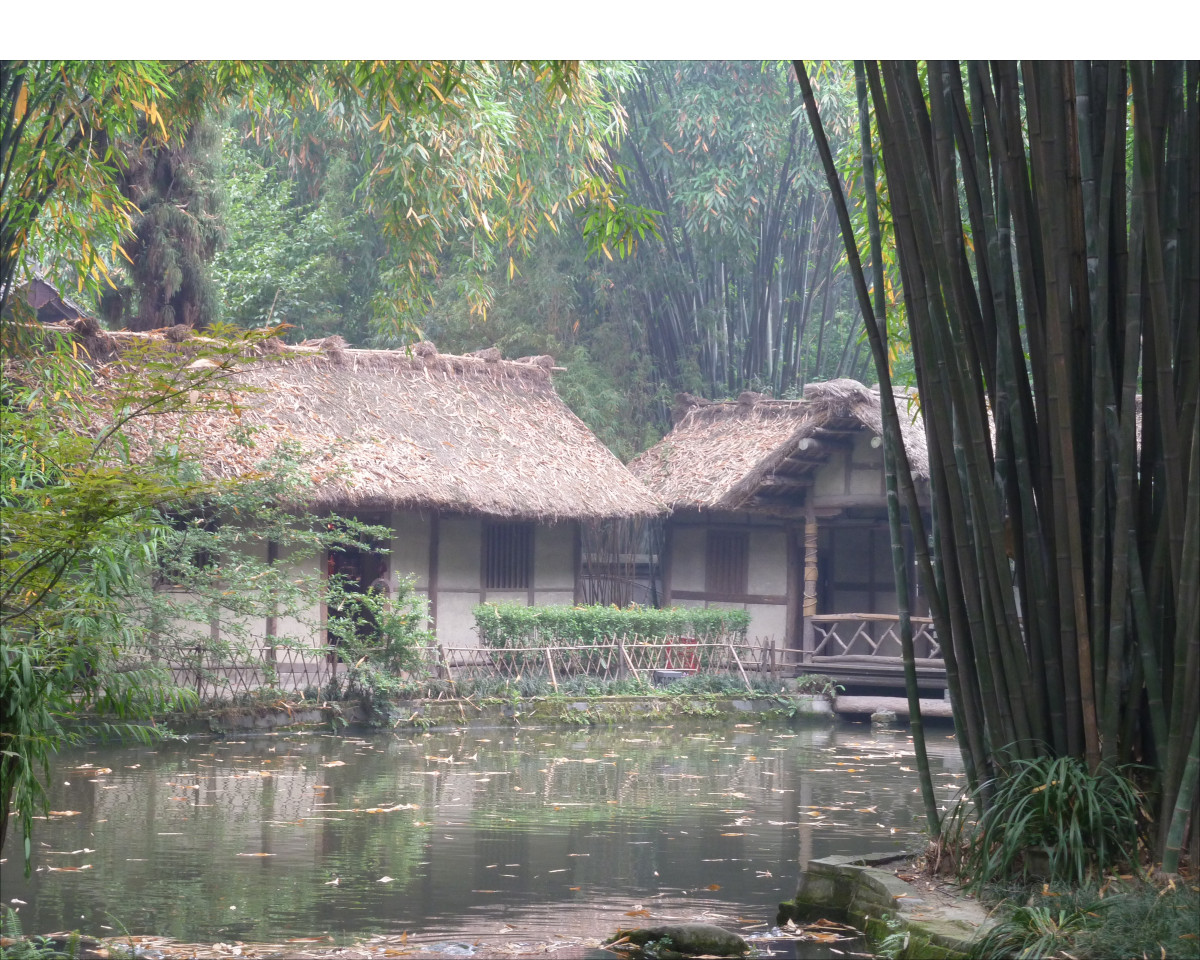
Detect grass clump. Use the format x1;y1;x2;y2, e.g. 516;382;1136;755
968;880;1199;959
940;750;1143;888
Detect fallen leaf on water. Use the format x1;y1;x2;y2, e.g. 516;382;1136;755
569;886;581;891
46;864;92;871
377;876;395;883
705;883;721;891
236;853;275;857
625;909;651;918
46;811;81;817
320;760;346;768
721;832;744;836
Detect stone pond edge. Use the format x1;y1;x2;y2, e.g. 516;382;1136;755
778;851;992;960
153;692;836;735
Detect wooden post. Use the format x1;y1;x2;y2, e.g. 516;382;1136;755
617;635;628;679
802;503;819;664
620;637;638;679
770;640;777;681
729;643;752;692
546;646;559;692
265;539;278;668
437;642;449;681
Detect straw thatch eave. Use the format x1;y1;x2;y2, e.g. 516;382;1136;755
74;331;664;522
629;379;929;512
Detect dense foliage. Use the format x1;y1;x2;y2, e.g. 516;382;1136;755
0;325;414;864
473;603;751;648
801;59;1198;873
0;59;654;867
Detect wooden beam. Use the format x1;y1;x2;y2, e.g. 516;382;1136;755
671;589;788;605
802;502;818;661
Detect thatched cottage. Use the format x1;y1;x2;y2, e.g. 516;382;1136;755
629;379;931;658
99;333;664;650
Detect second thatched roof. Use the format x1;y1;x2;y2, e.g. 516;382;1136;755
87;333;663;521
629;379;928;512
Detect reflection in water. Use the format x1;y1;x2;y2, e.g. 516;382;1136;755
0;720;962;950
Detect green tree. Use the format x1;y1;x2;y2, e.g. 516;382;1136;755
609;60;867;399
214;60;653;340
101;115;224;330
801;59;1198;875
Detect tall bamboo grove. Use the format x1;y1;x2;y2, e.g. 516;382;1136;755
799;60;1198;872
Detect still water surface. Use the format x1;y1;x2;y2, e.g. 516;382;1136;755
0;719;963;951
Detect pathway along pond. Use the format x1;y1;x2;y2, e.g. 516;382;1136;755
0;719;963;956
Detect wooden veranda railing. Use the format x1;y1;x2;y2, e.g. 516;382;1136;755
805;613;940;661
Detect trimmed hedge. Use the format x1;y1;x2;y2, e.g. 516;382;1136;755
473;603;751;649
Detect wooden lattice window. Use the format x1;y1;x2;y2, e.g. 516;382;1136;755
705;530;749;596
484;522;533;590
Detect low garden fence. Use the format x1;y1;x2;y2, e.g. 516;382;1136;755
126;614;941;703
431;637;787;692
131;636;790;702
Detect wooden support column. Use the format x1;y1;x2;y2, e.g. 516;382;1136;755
265;539;278;665
428;512;440;634
662;522;674;606
802;503;818;663
573;521;582;604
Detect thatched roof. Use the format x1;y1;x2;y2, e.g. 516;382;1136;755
629;379;928;513
81;331;663;521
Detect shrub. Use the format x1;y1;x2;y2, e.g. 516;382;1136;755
473;603;751;649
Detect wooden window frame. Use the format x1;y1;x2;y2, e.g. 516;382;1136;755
705;529;749;597
483;521;533;590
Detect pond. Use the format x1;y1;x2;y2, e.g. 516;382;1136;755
0;718;964;956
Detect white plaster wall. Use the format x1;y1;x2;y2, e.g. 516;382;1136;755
436;591;482;646
390;511;431;588
671;526;706;591
849;433;885;495
747;528;787;595
534;523;575;591
159;590;212;646
745;603;787;641
813;448;848;500
439;517;482;588
218;609;268;657
273;550;324;657
535;590;576;606
486;590;528;606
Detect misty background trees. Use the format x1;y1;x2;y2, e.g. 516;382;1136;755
40;61;873;460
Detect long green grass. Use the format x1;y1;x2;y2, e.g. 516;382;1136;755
969;881;1200;960
952;752;1143;887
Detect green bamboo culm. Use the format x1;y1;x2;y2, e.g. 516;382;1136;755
797;59;1199;875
